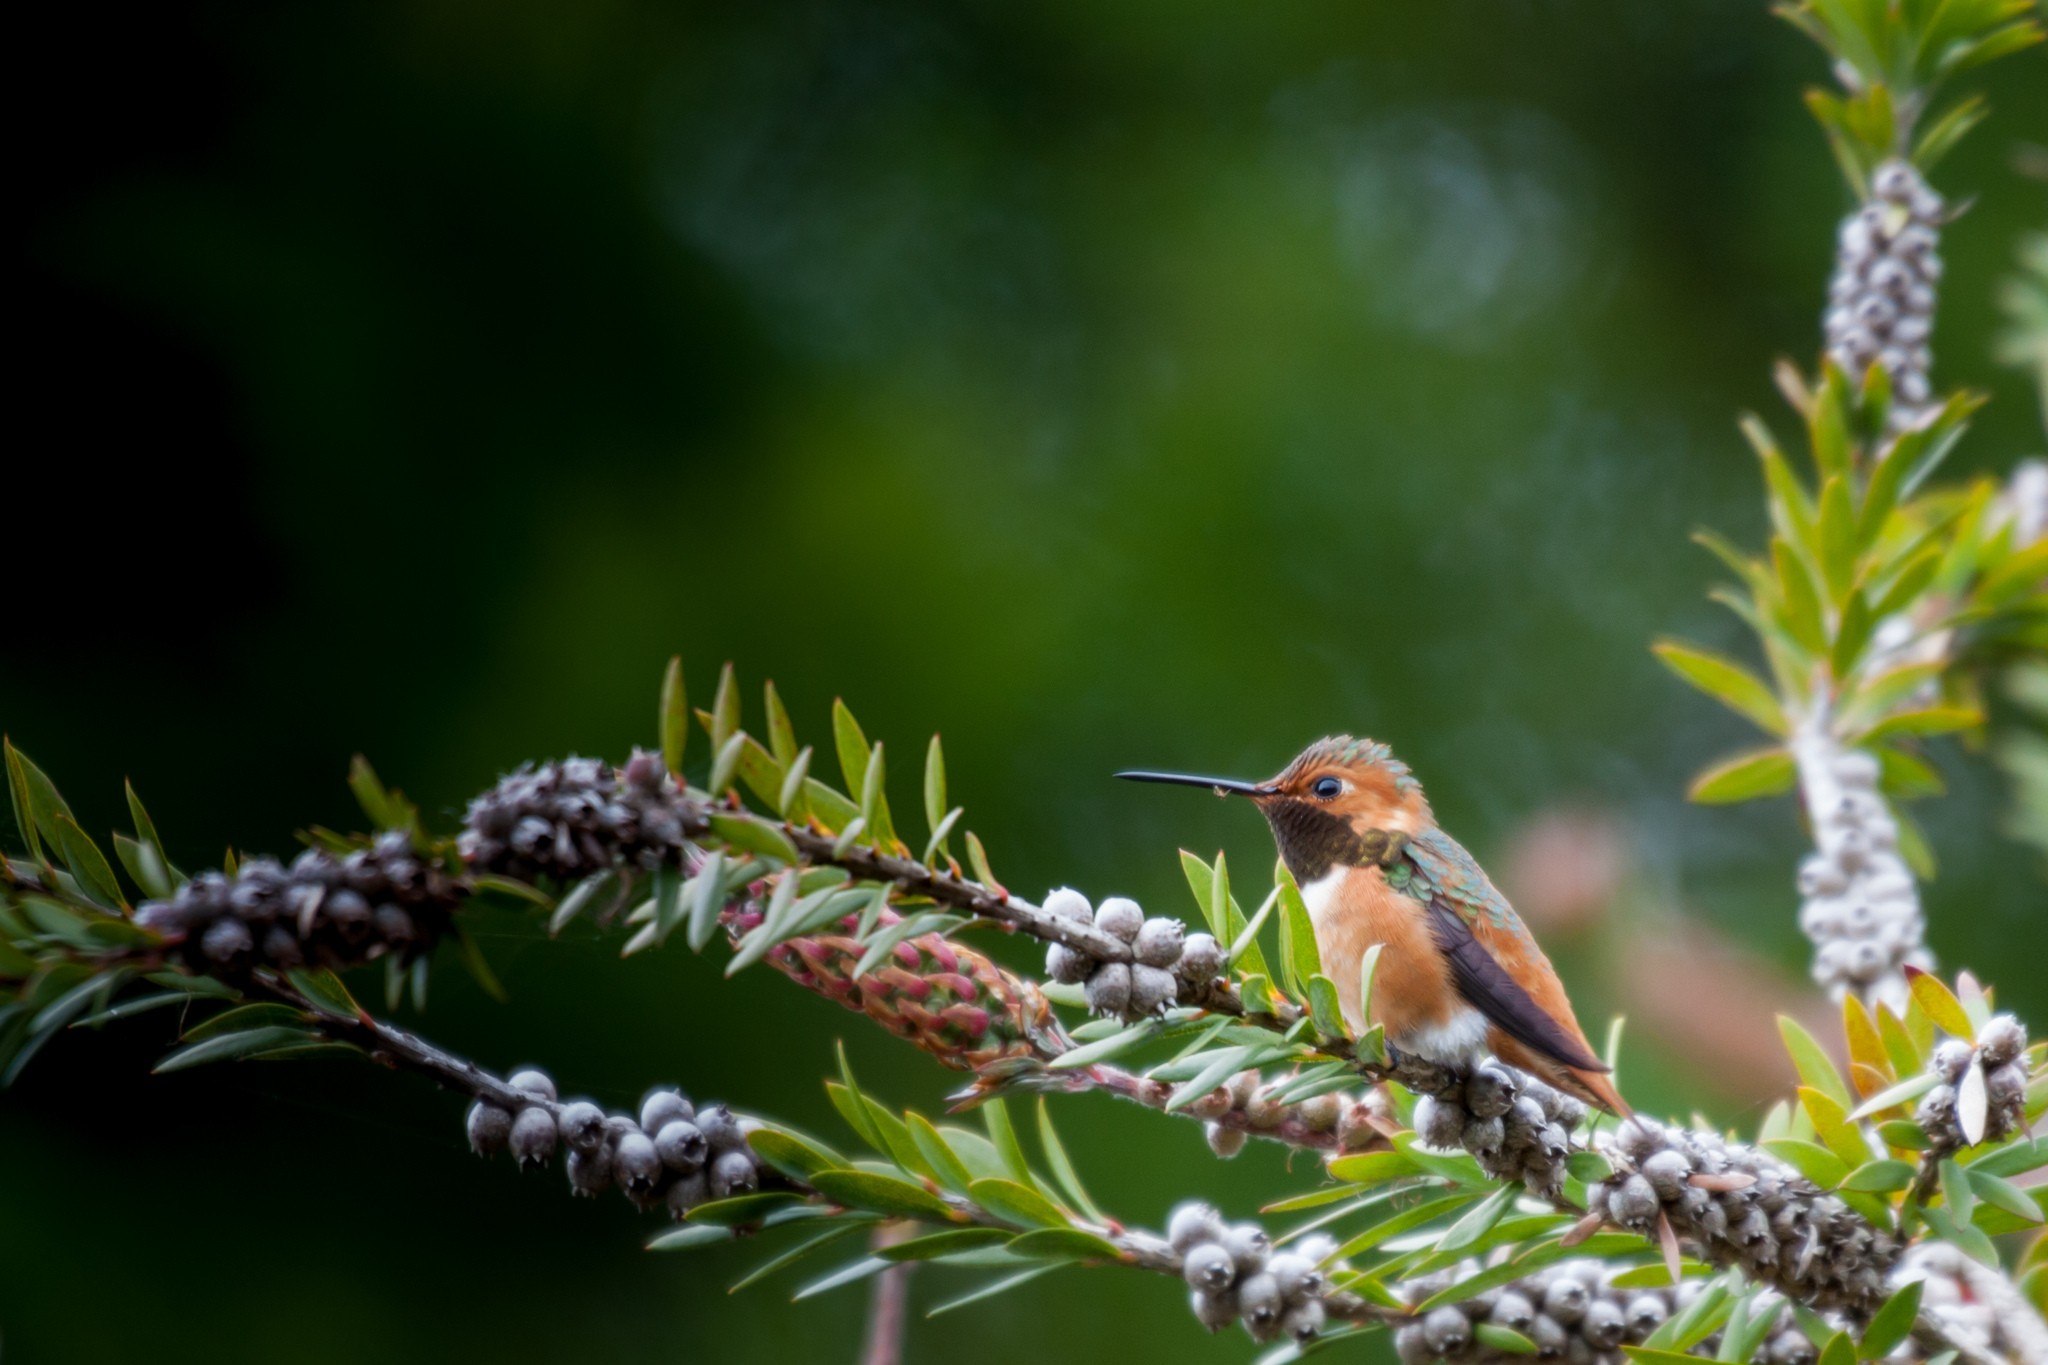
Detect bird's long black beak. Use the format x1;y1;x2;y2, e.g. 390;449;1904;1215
1115;770;1274;798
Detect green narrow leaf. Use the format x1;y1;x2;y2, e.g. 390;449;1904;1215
1652;642;1788;736
8;742;82;865
1005;1227;1121;1263
924;1266;1056;1317
1906;973;1974;1038
123;779;173;884
1276;867;1320;996
1815;474;1857;600
1035;1099;1105;1223
1474;1324;1538;1356
452;926;506;1003
1779;1016;1851;1108
808;1170;957;1222
1436;1183;1517;1252
748;1128;845;1182
1771;537;1829;655
762;679;796;768
287;968;361;1019
48;814;125;909
967;1177;1069;1230
1688;748;1797;804
982;1098;1032;1183
1965;1167;2044;1224
1357;943;1383;1038
155;1024;318;1072
923;735;947;843
660;656;689;775
832;700;870;797
112;833;172;900
905;1114;974;1195
1306;975;1346;1040
710;663;741;752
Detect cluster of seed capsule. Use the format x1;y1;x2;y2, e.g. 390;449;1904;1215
1193;1069;1390;1158
1392;1260;1690;1364
1915;1015;2031;1157
1590;1116;1898;1314
1798;748;1928;1005
1409;1062;1585;1196
459;751;691;885
1168;1203;1335;1344
1040;888;1224;1021
464;1068;763;1219
134;831;463;974
1825;158;1943;423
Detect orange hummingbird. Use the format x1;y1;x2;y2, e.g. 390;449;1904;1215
1120;736;1627;1114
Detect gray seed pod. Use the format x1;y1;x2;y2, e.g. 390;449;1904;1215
1085;963;1132;1016
1612;1174;1659;1228
1641;1149;1692;1201
709;1149;759;1199
1581;1297;1627;1349
1416;1095;1468;1149
507;1068;557;1101
1236;1272;1285;1340
1766;1329;1817;1365
1463;1115;1506;1156
1491;1289;1536;1330
1205;1121;1247;1158
1167;1201;1226;1254
1046;942;1092;984
1977;1015;2025;1066
1295;1232;1339;1266
695;1103;745;1152
1042;887;1091;922
1542;1277;1589;1325
1986;1061;2026;1112
466;1101;514;1156
567;1144;613;1196
1464;1064;1515;1118
1394;1325;1433;1365
665;1170;710;1219
1175;932;1224;983
509;1106;558;1169
201;916;254;963
1134;917;1185;967
1282;1299;1326;1343
1295;1092;1341;1133
1129;964;1178;1015
1190;1288;1238;1333
1267;1252;1323;1303
655;1120;708;1172
1222;1223;1270;1272
1527;1313;1569;1356
640;1089;694;1134
615;1131;663;1197
1422;1304;1472;1356
1093;896;1144;942
1624;1294;1668;1337
557;1100;607;1153
1932;1040;1974;1084
1183;1242;1237;1292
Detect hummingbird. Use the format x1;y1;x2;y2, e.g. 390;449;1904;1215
1120;736;1627;1114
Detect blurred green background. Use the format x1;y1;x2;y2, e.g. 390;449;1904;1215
4;2;2043;1361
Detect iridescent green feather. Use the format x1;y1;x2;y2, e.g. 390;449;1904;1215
1400;827;1527;939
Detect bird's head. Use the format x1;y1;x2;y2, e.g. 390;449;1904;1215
1118;735;1431;883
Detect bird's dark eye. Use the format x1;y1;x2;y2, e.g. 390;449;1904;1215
1312;777;1342;800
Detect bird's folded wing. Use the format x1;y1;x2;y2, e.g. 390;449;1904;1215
1423;895;1609;1074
